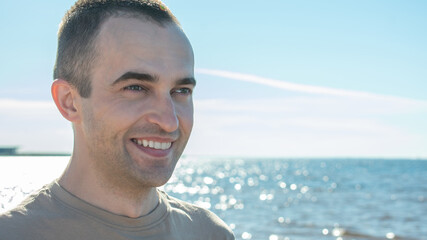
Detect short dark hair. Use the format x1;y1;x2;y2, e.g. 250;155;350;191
53;0;180;98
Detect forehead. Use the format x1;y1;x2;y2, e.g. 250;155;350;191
92;16;194;82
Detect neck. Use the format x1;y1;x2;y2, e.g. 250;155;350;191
59;155;159;218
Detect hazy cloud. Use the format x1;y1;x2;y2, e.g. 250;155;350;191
196;68;427;105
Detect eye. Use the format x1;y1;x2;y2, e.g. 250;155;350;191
173;87;193;95
123;85;145;91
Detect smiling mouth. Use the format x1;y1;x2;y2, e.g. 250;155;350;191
131;138;172;150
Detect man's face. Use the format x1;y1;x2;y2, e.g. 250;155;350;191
76;17;195;188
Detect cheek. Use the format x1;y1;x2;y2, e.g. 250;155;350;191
90;99;143;131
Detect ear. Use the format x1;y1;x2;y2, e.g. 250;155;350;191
51;79;81;123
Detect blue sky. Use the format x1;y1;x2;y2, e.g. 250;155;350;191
0;1;426;158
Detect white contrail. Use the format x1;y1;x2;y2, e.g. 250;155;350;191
196;68;426;105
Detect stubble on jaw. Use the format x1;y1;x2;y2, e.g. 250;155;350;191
85;121;183;199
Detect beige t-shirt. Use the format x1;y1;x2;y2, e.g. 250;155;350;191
0;182;235;240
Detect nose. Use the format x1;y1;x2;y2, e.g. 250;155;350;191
145;94;179;133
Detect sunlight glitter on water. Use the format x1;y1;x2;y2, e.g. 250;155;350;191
0;156;70;213
386;232;395;239
2;157;426;240
241;232;252;239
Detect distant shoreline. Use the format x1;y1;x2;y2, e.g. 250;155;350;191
0;147;70;157
0;153;70;157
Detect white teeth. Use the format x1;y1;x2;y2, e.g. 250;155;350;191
134;139;172;150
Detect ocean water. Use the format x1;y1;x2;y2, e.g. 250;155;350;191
0;156;426;240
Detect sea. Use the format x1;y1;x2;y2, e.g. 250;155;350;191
0;156;426;240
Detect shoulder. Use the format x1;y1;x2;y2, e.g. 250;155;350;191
159;190;235;239
0;183;57;239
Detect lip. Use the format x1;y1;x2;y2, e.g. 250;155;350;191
132;136;177;143
129;137;175;158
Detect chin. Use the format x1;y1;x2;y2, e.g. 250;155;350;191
132;165;176;188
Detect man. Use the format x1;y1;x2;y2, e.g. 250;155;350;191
0;0;234;239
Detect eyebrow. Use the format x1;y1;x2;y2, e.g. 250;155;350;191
112;71;196;86
177;77;197;87
112;72;157;85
